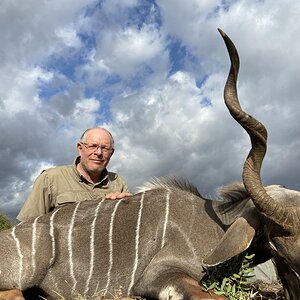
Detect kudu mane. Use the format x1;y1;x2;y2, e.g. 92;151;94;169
214;182;253;225
137;177;202;197
217;181;248;202
138;177;251;206
214;182;291;226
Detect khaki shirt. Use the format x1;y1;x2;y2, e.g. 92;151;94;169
17;158;129;221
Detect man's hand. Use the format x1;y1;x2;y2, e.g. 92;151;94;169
105;192;132;200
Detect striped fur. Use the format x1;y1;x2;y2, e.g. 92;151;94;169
0;182;230;299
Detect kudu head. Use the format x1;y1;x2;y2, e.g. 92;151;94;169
218;28;300;299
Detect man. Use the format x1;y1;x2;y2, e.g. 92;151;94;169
17;127;131;221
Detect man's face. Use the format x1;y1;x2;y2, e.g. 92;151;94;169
77;128;114;176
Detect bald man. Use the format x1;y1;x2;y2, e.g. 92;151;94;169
17;128;131;221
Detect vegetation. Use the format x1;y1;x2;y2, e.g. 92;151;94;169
0;209;13;231
201;252;285;299
201;252;257;299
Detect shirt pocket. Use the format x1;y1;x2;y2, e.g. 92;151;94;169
56;191;93;206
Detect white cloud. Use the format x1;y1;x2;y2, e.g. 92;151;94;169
2;67;51;115
55;26;82;48
108;69;243;192
102;0;139;15
0;0;300;220
72;97;101;124
91;25;167;77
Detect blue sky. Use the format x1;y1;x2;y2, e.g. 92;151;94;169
1;0;300;220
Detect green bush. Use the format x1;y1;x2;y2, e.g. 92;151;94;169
0;210;13;231
201;252;256;300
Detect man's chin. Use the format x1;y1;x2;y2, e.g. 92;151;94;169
89;166;105;173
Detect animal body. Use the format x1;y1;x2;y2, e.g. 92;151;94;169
0;181;229;300
1;29;300;300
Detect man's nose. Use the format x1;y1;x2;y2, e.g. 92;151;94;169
95;147;103;155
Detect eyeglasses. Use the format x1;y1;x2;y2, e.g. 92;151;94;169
80;142;113;154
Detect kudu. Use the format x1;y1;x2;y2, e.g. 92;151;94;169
1;29;299;300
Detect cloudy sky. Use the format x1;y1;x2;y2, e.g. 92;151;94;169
1;0;300;220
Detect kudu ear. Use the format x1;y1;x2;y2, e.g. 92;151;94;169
203;212;260;266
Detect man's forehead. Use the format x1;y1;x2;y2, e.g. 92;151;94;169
84;129;112;142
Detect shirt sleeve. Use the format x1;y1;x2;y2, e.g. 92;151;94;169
17;171;53;222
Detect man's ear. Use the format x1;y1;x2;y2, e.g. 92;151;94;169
77;142;83;153
110;149;114;156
